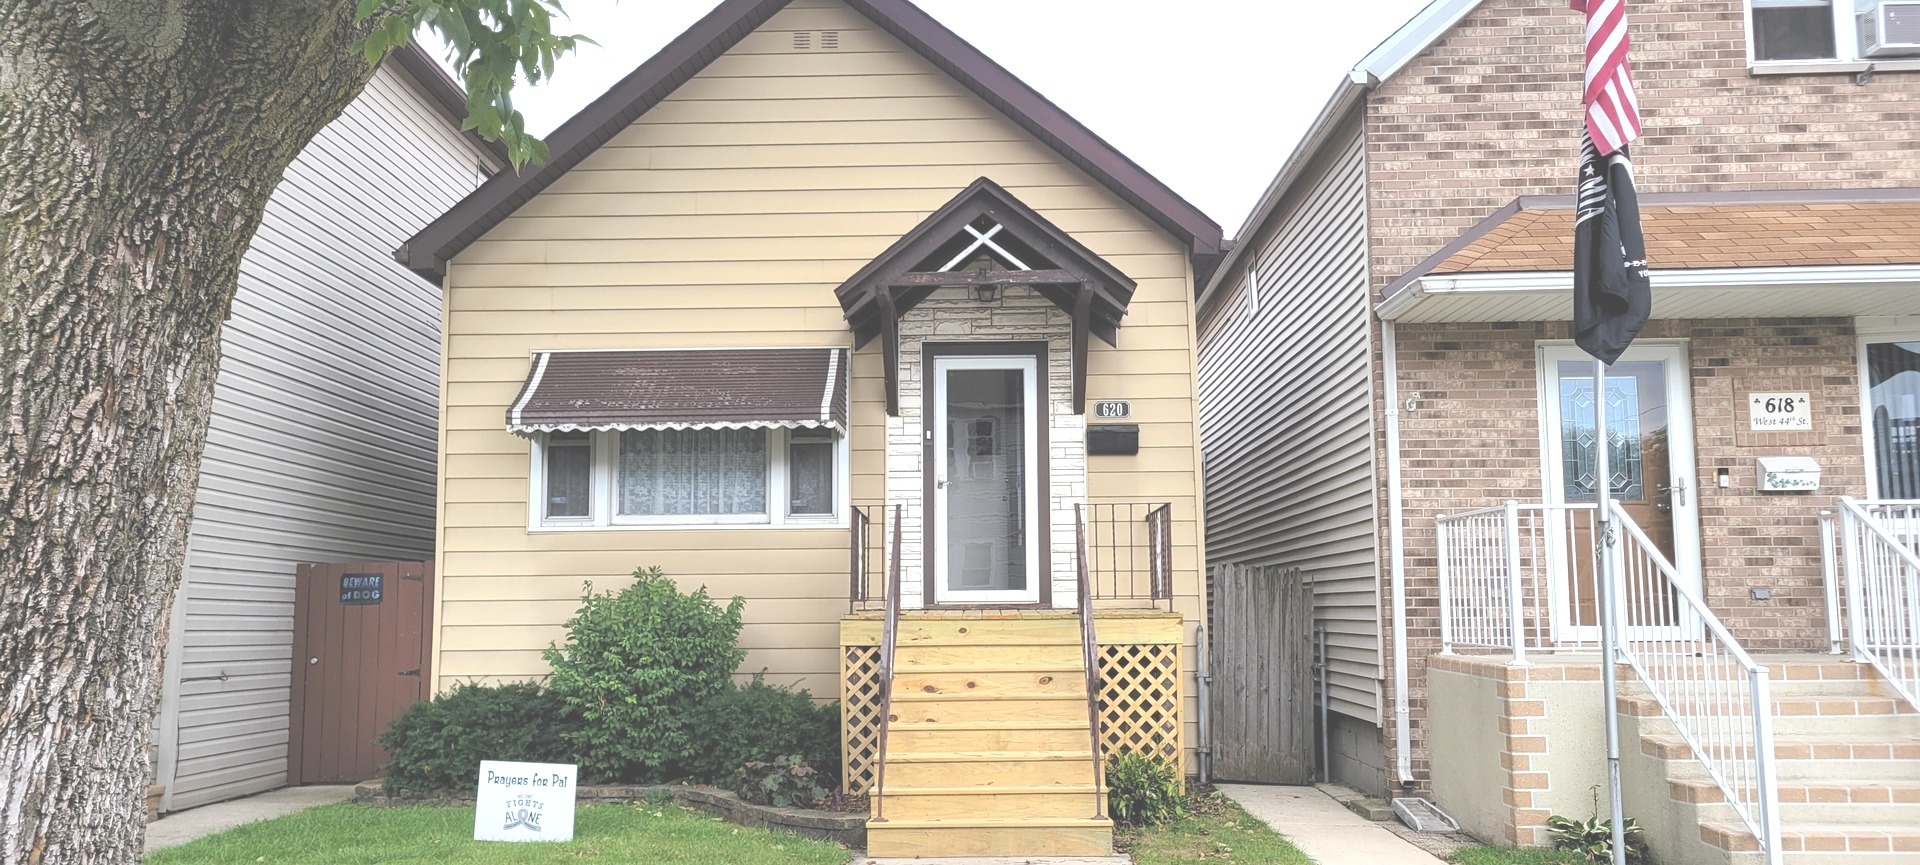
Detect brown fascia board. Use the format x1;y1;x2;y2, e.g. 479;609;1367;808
395;0;1222;283
1377;186;1920;303
390;41;511;167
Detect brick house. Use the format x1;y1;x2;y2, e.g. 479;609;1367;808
1195;1;1918;862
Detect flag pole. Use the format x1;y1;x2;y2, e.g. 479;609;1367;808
1593;357;1628;865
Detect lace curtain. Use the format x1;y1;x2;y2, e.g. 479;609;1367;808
619;429;767;516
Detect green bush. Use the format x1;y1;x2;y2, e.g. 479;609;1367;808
733;755;830;809
684;674;841;784
1546;814;1649;865
542;567;746;782
376;681;574;794
1105;752;1191;826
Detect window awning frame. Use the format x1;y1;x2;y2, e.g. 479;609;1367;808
505;347;849;437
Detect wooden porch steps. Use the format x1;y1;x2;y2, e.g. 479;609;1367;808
866;614;1112;857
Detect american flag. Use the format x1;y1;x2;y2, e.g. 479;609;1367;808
1571;0;1641;155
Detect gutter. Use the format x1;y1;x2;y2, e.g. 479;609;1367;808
1382;318;1414;788
1379;264;1920;321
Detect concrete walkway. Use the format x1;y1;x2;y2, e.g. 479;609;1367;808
144;785;356;854
1218;784;1446;865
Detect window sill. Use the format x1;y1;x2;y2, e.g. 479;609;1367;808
1749;58;1920;76
530;520;849;533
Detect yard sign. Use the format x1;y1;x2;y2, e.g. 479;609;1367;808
474;760;577;843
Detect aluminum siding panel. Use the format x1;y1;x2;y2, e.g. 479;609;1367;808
162;62;494;811
1196;126;1380;722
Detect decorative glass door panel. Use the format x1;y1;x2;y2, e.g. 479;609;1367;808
1541;343;1702;642
932;355;1041;604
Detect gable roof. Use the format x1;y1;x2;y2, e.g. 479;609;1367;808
395;0;1221;284
1199;0;1485;306
390;42;511;166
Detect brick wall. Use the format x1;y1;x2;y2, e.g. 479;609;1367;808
1364;0;1920;294
1379;318;1869;789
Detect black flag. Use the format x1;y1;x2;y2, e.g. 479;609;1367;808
1571;133;1651;365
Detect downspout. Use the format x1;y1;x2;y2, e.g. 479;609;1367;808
1382;317;1414;788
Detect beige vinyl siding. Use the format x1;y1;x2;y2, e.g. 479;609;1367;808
436;0;1205;753
158;61;494;811
1196;121;1379;722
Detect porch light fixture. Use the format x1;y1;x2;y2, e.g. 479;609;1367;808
973;282;999;303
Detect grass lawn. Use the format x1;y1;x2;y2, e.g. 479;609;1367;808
1121;793;1315;865
1449;846;1589;865
143;802;849;865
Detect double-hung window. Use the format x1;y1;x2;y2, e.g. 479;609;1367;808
534;427;845;529
1746;0;1920;67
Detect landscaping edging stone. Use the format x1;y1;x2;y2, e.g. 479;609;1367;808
351;780;864;847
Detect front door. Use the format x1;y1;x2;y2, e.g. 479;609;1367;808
931;353;1042;605
1541;342;1703;642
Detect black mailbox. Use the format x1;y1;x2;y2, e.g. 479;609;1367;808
1087;424;1139;456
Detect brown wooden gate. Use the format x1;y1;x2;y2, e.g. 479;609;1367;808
1208;563;1315;784
288;561;433;785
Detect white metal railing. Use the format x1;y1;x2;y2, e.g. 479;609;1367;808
1835;498;1920;711
1607;501;1782;865
1436;501;1598;658
1436;500;1782;865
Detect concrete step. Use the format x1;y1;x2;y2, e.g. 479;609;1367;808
1679;780;1920;826
875;785;1104;821
865;817;1114;857
1641;734;1920;782
887;720;1093;753
1702;821;1920;856
882;751;1096;788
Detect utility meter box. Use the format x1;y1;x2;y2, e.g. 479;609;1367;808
1756;456;1821;492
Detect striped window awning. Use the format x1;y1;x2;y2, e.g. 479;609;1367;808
506;348;849;436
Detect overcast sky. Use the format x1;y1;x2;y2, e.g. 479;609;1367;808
436;0;1435;235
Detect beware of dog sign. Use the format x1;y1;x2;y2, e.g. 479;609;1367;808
474;760;576;843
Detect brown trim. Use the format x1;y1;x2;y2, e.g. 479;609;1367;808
286;563;310;787
919;340;1052;610
394;0;1221;284
389;42;511;167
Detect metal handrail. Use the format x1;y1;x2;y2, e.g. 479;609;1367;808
1074;504;1107;819
1436;501;1599;657
1081;501;1176;608
848;506;871;614
1608;501;1782;865
869;504;903;822
1835;497;1920;711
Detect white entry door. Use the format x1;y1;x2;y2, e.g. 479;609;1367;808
1540;342;1704;643
932;354;1042;605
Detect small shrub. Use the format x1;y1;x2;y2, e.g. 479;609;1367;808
376;681;574;794
1105;752;1191;826
684;673;841;784
733;755;830;809
1546;814;1649;865
543;567;747;782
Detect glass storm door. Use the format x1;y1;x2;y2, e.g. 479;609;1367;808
1541;343;1703;642
1865;338;1920;499
932;354;1041;605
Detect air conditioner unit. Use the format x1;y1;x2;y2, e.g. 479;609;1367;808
1859;0;1920;57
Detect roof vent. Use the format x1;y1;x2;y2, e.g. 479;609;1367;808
820;31;840;49
792;31;812;50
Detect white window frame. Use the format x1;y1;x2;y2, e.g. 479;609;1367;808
1744;0;1920;72
1856;316;1920;500
527;427;849;531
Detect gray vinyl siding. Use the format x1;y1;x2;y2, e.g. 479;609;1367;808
1197;123;1378;722
160;61;493;811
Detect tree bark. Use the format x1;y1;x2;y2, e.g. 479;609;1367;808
1;3;384;862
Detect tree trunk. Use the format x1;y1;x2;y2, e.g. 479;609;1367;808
0;4;380;862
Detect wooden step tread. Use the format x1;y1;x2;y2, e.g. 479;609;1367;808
891;691;1087;703
885;750;1094;763
888;720;1090;731
868;817;1114;829
879;785;1103;795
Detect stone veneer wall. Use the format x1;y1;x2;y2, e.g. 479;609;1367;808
888;285;1087;608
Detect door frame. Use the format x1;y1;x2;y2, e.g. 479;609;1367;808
1856;317;1920;500
922;340;1051;608
1536;340;1705;644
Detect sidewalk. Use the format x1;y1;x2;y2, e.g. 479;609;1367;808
144;785;356;853
1218;784;1446;865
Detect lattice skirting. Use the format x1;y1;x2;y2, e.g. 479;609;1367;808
838;641;1183;794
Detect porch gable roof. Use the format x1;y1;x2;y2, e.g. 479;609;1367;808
394;0;1220;285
